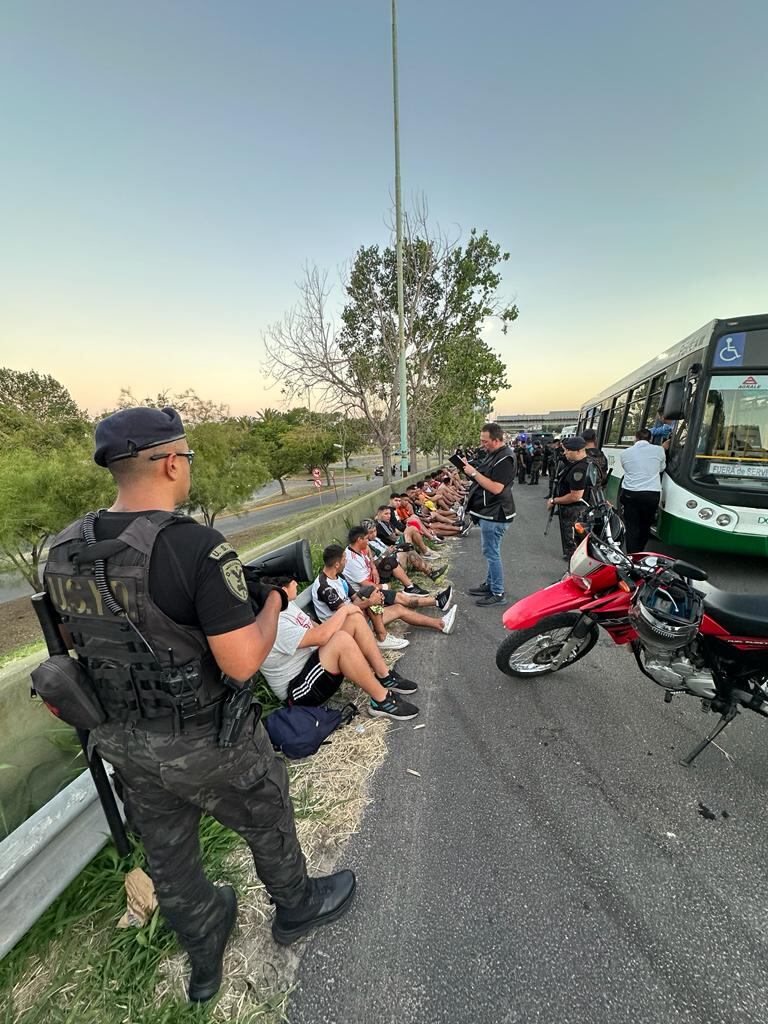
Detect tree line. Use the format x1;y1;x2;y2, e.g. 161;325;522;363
0;213;514;591
0;372;372;591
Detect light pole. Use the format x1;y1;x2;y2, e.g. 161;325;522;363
392;0;408;478
333;442;346;498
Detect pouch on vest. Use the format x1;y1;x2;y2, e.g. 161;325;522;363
31;654;107;730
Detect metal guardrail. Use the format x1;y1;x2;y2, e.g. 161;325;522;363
0;767;122;960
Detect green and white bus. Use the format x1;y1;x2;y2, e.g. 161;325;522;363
578;314;768;557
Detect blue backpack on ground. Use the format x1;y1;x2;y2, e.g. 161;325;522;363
264;703;357;759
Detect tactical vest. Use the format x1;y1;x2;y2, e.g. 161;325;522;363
43;512;228;725
466;445;517;522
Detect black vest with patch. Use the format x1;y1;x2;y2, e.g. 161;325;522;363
43;512;228;723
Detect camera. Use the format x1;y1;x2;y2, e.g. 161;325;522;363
244;539;314;612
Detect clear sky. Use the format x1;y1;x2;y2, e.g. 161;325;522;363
1;0;766;419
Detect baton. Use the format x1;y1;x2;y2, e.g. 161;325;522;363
31;592;131;858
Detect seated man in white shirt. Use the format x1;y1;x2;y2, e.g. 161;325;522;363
619;427;667;552
311;543;457;651
259;575;420;721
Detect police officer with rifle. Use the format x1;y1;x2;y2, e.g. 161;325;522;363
38;407;355;1003
546;435;599;560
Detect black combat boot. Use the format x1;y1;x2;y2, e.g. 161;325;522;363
187;885;238;1004
272;870;356;946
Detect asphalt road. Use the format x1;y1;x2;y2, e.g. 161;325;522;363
288;482;768;1024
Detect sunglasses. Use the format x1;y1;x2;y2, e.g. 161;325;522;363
149;450;195;464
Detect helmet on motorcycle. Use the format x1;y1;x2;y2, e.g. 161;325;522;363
630;576;703;652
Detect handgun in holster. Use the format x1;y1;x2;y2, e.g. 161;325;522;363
218;678;260;748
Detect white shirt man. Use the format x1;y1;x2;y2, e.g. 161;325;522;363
619;428;667;553
620;436;666;492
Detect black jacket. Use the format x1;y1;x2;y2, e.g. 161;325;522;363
467;445;517;522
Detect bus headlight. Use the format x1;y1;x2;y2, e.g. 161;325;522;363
716;513;732;527
698;508;714;520
686;499;698;509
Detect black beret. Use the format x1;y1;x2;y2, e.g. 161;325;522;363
94;406;186;467
562;435;587;451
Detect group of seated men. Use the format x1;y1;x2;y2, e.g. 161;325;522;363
257;468;472;723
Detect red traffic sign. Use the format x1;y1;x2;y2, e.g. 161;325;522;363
311;467;321;478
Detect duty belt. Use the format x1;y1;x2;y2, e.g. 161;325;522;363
123;699;225;735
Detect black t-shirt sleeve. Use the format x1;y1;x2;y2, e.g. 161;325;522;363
151;524;255;636
564;464;587;492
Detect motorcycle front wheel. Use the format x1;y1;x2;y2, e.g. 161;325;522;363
496;612;599;678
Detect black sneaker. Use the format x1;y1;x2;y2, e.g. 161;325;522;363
382;669;418;695
428;564;447;582
475;592;505;607
404;584;429;596
436;585;454;611
459;522;472;537
368;691;419;721
468;583;490;596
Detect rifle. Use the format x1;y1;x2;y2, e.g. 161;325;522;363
544;501;558;536
544;460;566;536
31;592;131;858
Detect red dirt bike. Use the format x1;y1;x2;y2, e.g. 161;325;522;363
495;502;768;765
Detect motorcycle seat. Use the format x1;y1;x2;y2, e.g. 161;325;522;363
696;582;768;638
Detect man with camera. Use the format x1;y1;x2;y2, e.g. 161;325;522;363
462;422;517;607
42;407;355;1003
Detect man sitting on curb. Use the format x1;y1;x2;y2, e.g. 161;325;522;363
382;499;440;559
311;544;457;649
366;515;447;583
259;577;420;721
345;525;430;596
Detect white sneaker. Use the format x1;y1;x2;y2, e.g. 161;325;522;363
377;633;410;650
422;551;439;560
441;606;457;635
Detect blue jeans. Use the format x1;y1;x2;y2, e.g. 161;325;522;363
479;519;509;596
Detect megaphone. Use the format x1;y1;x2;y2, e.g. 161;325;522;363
245;539;313;583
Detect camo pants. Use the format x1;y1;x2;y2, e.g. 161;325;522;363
92;712;308;952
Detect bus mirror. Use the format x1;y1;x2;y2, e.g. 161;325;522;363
662;380;685;420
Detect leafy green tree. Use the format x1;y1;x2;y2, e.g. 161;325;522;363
0;369;91;452
184;421;269;528
279;426;338;487
0;368;81;420
341;220;514;471
264;208;515;480
0;445;114;591
248;408;307;495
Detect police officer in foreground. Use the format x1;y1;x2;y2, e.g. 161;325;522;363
43;407;355;1003
547;435;598;560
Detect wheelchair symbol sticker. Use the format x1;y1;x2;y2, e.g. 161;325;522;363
713;333;745;367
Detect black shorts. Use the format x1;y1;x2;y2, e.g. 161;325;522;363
287;651;343;706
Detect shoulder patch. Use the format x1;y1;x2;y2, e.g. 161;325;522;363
572;471;585;483
221;558;249;602
209;541;235;562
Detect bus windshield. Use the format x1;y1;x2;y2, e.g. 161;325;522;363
692;374;768;491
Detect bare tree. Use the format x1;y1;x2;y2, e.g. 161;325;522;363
264;266;400;482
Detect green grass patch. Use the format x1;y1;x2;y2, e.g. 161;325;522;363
0;640;45;669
